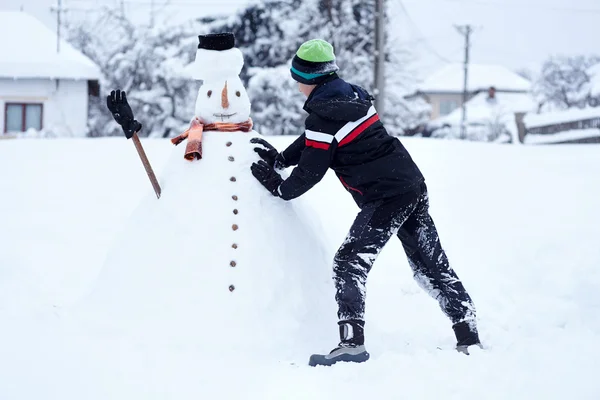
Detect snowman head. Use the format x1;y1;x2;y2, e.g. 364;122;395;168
191;33;251;124
195;76;251;124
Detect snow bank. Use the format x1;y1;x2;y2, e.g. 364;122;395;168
524;107;600;128
524;128;600;144
0;12;100;80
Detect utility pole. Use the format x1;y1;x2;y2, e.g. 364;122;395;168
455;24;472;139
374;0;386;117
120;0;125;17
50;0;65;53
150;0;155;27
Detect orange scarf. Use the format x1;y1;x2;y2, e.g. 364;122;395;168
171;117;253;161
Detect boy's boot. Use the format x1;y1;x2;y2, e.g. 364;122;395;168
308;320;370;367
453;320;483;355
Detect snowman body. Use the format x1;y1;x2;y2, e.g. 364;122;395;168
76;34;336;361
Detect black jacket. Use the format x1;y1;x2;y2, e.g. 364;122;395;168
277;74;424;208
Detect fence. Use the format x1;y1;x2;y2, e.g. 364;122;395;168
526;117;600;136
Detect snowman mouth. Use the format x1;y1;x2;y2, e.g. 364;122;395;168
213;112;237;121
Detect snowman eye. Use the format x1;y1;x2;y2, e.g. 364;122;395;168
236;91;241;97
207;90;212;97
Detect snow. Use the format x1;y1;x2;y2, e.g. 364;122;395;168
435;92;537;126
191;47;245;81
524;128;600;144
524;107;600;128
191;40;252;124
430;92;537;143
194;76;251;124
76;131;333;360
418;63;531;93
589;64;600;97
1;137;600;399
0;12;101;80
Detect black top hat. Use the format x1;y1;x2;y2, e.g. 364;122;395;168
197;33;235;51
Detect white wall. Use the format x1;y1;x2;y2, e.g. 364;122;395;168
426;93;465;120
0;78;89;136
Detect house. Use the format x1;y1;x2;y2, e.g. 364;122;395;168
411;63;531;120
0;11;101;137
430;89;538;143
587;64;600;107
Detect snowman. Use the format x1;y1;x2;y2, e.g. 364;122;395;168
170;33;254;161
75;33;336;363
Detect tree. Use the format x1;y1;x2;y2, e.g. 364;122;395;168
208;0;428;135
533;55;600;112
65;0;427;137
246;65;306;135
294;0;429;134
66;9;202;137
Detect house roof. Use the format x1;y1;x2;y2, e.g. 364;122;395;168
435;91;537;126
0;11;101;80
418;63;531;94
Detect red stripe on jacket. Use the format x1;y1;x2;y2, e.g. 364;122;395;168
338;114;380;147
305;139;331;150
339;176;364;196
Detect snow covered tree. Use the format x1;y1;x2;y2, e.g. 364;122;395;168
211;0;300;77
533;55;600;112
65;0;426;137
207;0;427;135
246;65;306;135
383;40;430;134
66;9;201;137
293;0;429;134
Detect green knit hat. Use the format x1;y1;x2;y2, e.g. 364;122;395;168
291;39;339;85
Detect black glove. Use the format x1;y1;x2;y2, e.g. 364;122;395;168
251;160;284;196
250;137;287;169
106;90;142;139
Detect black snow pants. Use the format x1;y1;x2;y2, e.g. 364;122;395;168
333;182;476;324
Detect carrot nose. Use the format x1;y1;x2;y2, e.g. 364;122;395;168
221;81;229;109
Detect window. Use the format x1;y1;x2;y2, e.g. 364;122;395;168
5;103;43;133
439;100;459;116
88;80;100;97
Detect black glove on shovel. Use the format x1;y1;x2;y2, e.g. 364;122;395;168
106;89;161;199
106;90;142;139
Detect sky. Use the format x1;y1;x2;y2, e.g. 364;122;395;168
3;0;600;79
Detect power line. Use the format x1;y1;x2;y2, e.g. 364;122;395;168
66;0;243;5
401;0;600;15
442;0;600;15
392;0;455;64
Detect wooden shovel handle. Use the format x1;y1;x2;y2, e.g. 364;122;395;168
132;132;161;199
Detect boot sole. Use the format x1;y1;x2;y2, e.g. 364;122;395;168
308;350;370;367
456;343;484;355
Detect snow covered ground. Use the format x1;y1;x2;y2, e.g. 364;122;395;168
1;137;599;399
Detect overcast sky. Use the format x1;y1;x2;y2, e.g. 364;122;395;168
4;0;600;78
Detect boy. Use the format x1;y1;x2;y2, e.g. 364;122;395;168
250;39;481;367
